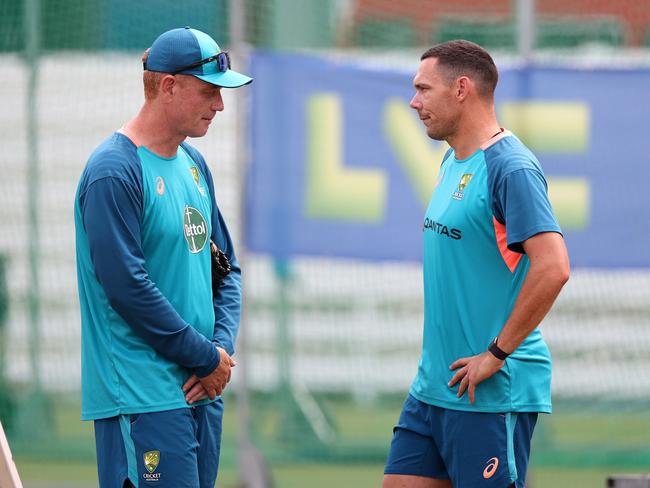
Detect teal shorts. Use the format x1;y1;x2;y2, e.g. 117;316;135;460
94;400;223;488
385;394;537;488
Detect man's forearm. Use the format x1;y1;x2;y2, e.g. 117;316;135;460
212;256;241;355
495;257;569;354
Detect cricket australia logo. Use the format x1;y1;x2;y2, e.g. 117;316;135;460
189;166;206;196
183;206;208;253
143;450;161;481
452;173;473;200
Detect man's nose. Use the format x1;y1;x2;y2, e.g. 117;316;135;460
213;93;224;112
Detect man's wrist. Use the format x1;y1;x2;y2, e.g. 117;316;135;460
195;344;221;378
488;337;510;361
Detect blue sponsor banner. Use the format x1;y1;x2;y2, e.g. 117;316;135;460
247;51;650;267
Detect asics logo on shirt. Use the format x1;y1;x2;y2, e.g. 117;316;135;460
155;176;165;195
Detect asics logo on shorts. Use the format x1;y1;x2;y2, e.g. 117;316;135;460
483;456;499;479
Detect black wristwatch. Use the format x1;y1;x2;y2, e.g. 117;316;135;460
488;337;510;361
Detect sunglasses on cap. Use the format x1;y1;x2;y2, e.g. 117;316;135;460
172;51;231;75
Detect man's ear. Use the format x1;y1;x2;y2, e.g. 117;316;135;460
159;74;177;101
456;76;471;102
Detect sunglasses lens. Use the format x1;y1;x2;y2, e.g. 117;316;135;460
217;52;230;72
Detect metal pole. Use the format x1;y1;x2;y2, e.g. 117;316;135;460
231;1;274;486
517;3;536;486
230;0;245;48
517;0;535;61
0;257;15;436
273;260;293;407
16;0;53;445
25;0;42;395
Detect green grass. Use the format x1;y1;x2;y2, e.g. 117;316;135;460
7;392;650;487
271;465;650;488
14;460;239;487
15;460;648;488
549;413;650;448
533;467;649;488
14;460;97;486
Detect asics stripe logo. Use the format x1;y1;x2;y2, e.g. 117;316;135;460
483;457;499;479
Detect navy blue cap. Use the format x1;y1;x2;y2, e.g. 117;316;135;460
145;27;252;88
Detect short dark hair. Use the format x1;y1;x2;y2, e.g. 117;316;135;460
421;40;498;98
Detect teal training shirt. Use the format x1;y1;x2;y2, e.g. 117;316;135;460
75;133;241;420
409;131;561;413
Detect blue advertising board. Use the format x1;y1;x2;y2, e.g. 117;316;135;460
247;51;650;267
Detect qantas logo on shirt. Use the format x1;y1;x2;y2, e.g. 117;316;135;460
452;173;473;200
423;218;462;240
183;206;208;253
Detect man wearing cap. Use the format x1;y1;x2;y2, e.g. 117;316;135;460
74;27;252;488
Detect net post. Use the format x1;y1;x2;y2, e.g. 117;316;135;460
231;1;274;486
516;0;536;60
25;0;43;395
23;0;52;436
17;0;52;445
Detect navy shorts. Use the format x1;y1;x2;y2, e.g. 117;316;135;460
385;395;537;488
94;399;224;488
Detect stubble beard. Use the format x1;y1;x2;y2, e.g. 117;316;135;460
426;124;452;142
426;114;459;143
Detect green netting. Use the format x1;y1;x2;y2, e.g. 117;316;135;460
355;17;418;48
1;0;229;53
40;0;103;51
247;0;336;49
0;0;23;52
433;19;517;50
102;0;229;50
537;18;625;48
1;1;650;487
431;17;625;51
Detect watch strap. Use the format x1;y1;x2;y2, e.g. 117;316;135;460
488;337;509;361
